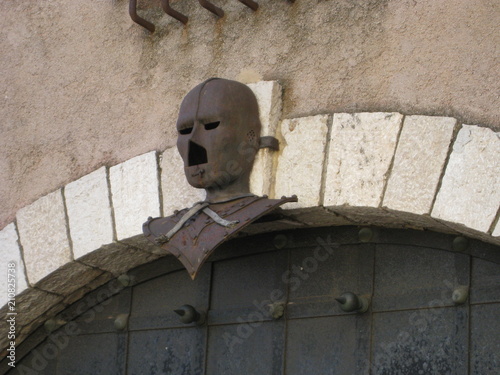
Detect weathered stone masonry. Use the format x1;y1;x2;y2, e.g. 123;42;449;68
0;81;499;351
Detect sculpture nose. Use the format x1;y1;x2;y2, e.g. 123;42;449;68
186;121;210;166
188;140;208;166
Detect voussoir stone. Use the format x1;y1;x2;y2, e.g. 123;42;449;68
283;207;353;227
16;190;72;285
62;271;115;306
110;151;161;240
0;223;28;307
275;115;329;208
35;261;102;296
78;242;158;276
383;116;456;214
248;81;282;197
6;288;62;326
432;126;500;233
324;112;403;208
65;167;114;259
161;147;204;216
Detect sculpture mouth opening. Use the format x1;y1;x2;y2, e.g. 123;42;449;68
188;141;208;166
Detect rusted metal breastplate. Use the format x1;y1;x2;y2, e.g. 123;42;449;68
143;195;297;279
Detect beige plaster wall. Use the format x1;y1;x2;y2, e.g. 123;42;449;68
1;0;499;229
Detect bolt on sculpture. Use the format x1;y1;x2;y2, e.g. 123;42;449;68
143;78;297;279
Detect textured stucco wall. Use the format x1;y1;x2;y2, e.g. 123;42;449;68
1;0;499;229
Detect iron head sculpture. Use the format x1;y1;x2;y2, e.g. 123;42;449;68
176;78;261;202
143;78;297;279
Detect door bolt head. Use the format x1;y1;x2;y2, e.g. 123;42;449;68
269;302;285;319
273;234;288;249
174;305;206;325
358;228;373;243
114;314;129;331
452;236;469;252
452;286;469;304
335;292;370;313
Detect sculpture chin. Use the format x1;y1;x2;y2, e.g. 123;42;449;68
184;164;241;192
183;166;205;188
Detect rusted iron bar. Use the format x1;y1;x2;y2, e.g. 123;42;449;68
198;0;224;18
259;136;279;151
161;0;188;24
129;0;155;32
238;0;258;11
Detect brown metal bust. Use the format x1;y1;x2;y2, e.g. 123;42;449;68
176;78;261;202
143;78;297;278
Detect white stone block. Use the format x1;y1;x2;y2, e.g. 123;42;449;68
275;115;329;208
383;116;456;214
247;81;282;196
247;81;282;136
432;126;500;232
324;112;403;207
0;223;28;306
493;220;500;237
161;147;204;215
110;151;161;240
65;167;114;259
16;190;72;285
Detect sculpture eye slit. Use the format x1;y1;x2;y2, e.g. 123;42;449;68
204;121;220;130
179;127;193;135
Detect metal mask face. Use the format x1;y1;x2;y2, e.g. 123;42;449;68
176;78;261;201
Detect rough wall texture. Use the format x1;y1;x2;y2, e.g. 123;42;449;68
1;0;499;229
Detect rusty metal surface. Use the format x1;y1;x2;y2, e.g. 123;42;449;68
129;1;295;31
144;78;293;279
259;135;279;150
176;79;263;202
129;0;155;33
161;0;188;24
143;195;297;279
238;0;259;11
198;0;224;18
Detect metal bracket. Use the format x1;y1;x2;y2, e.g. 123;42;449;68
129;0;295;31
199;0;224;18
129;0;155;33
259;136;280;151
161;0;188;24
238;0;259;11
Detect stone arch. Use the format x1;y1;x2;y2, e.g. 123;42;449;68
1;80;499;352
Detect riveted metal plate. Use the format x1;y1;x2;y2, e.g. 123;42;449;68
470;258;500;304
129;267;210;330
72;288;132;335
373;244;470;311
209;250;288;325
286;315;370;374
287;243;374;319
206;321;284;375
128;328;205;375
470;303;500;374
57;333;127;375
372;307;468;375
